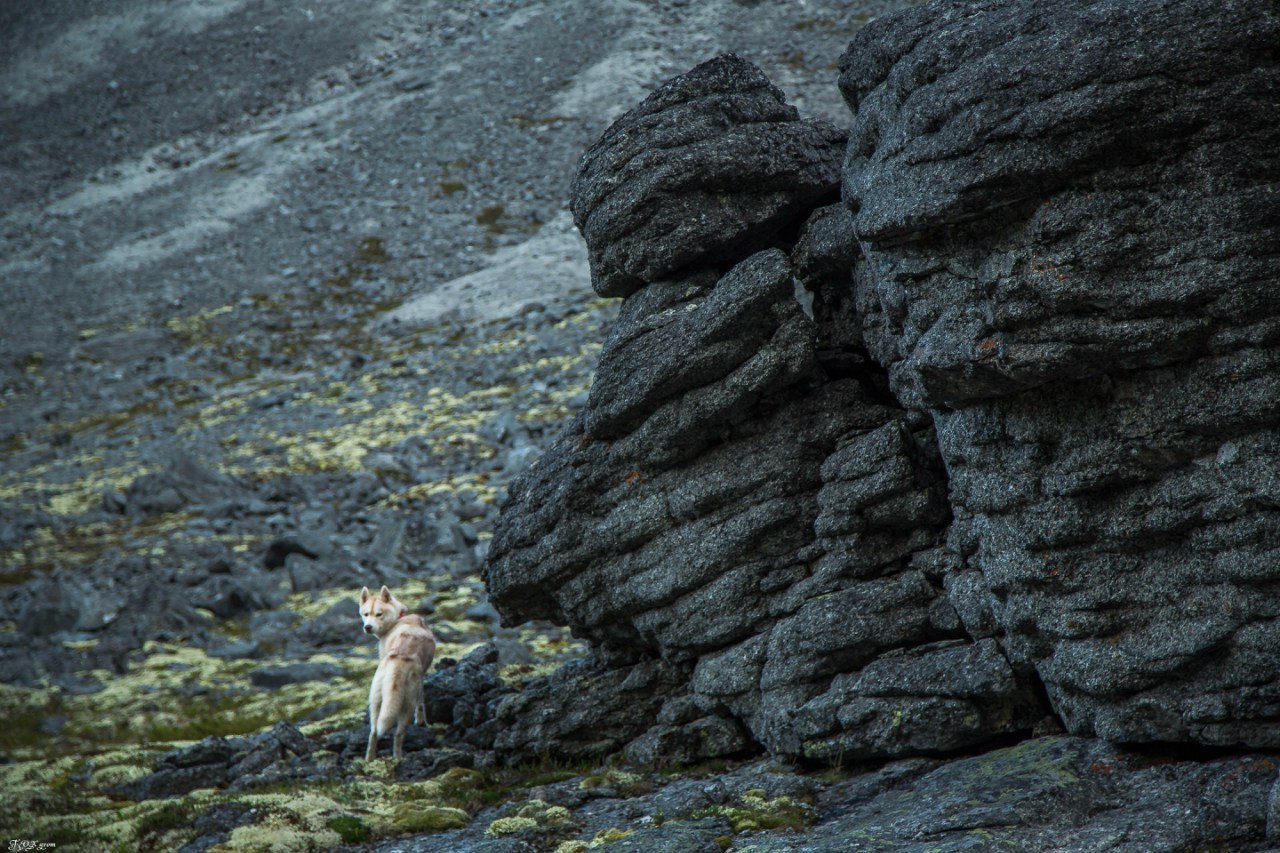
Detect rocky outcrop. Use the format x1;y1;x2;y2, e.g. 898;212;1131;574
489;52;1045;764
840;0;1280;746
570;54;846;298
488;0;1280;769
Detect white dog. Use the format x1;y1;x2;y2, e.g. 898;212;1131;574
359;585;436;760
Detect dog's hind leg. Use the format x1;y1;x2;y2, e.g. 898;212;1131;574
366;680;382;760
393;717;407;760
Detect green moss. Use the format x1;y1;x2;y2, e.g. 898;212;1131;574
327;814;372;842
430;765;508;812
0;685;64;752
391;803;469;833
0;431;26;456
136;799;198;836
1;642;365;760
518;767;579;787
475;204;506;227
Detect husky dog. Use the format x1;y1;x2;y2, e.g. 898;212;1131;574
359;585;436;760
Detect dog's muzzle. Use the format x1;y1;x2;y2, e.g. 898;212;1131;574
364;624;373;634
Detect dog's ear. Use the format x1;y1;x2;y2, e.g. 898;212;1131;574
360;586;371;603
379;585;393;602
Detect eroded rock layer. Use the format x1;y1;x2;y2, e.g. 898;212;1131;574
841;0;1280;745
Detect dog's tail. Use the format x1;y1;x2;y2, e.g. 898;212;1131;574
375;659;414;737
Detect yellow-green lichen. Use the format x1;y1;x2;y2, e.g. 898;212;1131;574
694;789;815;834
486;798;576;838
2;641;365;759
487;816;540;836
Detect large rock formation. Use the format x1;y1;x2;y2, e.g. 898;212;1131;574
486;0;1280;766
841;0;1280;746
488;49;1044;764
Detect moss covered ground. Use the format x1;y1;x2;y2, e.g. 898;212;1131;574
0;257;613;850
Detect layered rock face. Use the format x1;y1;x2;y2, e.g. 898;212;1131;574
841;0;1280;745
487;0;1280;763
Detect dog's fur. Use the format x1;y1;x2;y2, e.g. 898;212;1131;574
359;585;436;760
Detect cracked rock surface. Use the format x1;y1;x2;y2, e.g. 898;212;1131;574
842;0;1280;746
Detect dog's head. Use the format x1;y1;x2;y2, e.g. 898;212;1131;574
359;585;407;637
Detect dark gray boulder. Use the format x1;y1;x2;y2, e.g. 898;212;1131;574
247;661;345;688
124;451;251;517
840;0;1280;746
570;54;845;298
423;642;514;752
111;722;319;800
